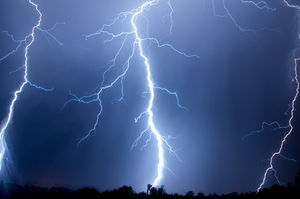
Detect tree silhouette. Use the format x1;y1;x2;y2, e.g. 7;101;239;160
185;191;194;197
147;184;152;195
0;171;300;198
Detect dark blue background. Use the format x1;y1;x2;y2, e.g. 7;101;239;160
0;0;299;195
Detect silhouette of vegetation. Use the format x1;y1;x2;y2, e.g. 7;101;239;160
0;172;300;199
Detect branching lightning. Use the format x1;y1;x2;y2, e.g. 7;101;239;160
242;121;290;141
63;0;198;187
1;0;298;192
257;56;300;191
240;0;276;11
211;0;300;191
256;1;300;192
0;0;63;170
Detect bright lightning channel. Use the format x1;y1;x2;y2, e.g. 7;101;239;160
257;56;300;192
64;0;198;187
0;0;62;170
212;0;300;191
256;1;300;192
127;1;187;185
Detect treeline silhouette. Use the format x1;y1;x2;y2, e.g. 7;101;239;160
0;171;299;199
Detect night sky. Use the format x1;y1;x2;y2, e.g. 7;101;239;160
0;0;300;195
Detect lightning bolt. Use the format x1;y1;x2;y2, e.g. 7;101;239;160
256;1;300;192
211;0;300;192
63;0;198;187
0;0;297;192
211;0;300;191
0;0;63;170
257;56;300;191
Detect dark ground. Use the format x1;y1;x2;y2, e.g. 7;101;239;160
0;171;299;199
